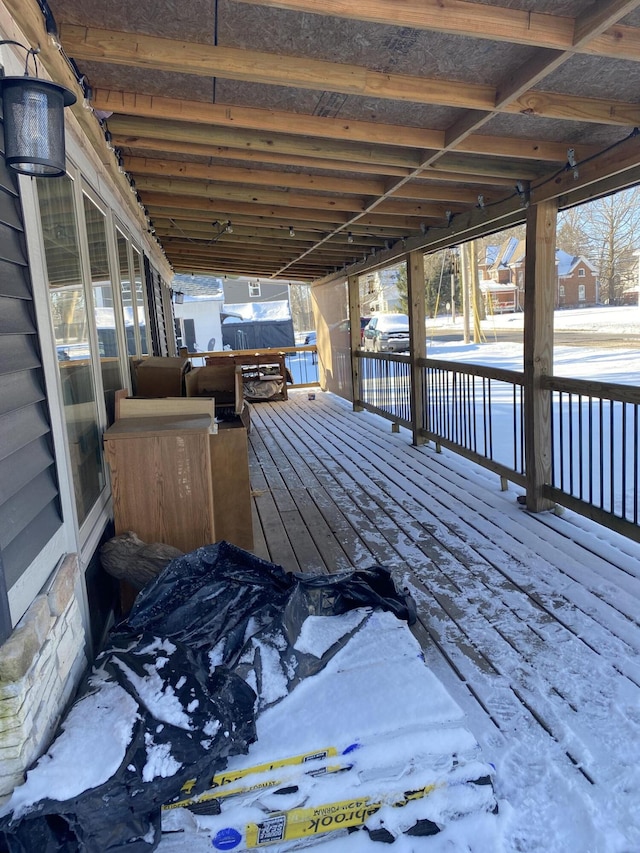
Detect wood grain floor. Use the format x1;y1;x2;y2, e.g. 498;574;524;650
247;389;640;842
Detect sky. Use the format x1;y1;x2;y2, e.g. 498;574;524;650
2;306;639;853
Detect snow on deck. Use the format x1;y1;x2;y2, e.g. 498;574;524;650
248;389;640;852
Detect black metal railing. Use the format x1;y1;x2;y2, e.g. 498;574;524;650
543;375;640;532
356;350;640;539
358;352;412;426
420;358;526;484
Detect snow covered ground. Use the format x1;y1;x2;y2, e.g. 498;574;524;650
426;304;640;381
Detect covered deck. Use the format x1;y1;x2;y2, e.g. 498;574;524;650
247;389;640;850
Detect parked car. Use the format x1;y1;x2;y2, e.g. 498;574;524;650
360;316;371;345
362;314;410;353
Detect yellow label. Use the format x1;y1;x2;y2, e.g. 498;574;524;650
164;747;341;811
244;784;438;847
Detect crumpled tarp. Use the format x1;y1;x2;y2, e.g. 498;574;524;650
0;542;415;853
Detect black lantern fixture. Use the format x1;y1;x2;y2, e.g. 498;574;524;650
1;41;76;178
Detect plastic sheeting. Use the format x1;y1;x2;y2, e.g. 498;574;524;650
0;543;415;853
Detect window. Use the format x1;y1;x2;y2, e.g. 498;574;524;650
578;284;586;301
249;281;261;298
82;192;124;426
38;176;106;527
132;247;149;355
117;228;137;356
578;268;585;277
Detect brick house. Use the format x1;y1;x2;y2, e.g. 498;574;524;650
480;239;598;312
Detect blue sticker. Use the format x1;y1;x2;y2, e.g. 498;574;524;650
342;742;360;754
212;827;242;850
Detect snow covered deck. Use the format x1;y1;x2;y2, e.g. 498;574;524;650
248;389;640;851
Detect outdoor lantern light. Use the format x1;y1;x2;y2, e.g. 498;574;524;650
174;291;184;304
1;42;76;178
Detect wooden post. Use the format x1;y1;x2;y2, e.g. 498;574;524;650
407;251;427;445
461;242;471;344
523;199;557;512
348;273;363;411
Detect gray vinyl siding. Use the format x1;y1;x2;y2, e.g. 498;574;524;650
0;127;62;639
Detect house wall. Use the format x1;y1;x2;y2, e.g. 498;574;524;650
0;555;87;796
223;277;291;305
0;11;173;797
174;299;224;352
557;263;598;308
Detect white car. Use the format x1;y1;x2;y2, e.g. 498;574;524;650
362;314;410;352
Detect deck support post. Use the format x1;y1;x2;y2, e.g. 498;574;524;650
523;198;557;511
348;273;363;411
407;250;427;446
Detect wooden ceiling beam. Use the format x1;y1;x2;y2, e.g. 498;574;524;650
153;218;390;243
95;90;597;162
146;206;413;235
162;234;393;256
154;228;386;251
166;249;347;270
496;0;640;108
236;0;640;61
112;133;529;187
94;90;444;151
135;176;371;212
107;116;423;169
111;135;415;178
128;156;504;205
124;156;387;196
61;25;640;126
140;193;432;229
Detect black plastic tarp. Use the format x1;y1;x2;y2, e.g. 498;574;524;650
0;542;415;853
221;319;295;350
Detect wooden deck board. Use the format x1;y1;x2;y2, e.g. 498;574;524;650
246;390;640;832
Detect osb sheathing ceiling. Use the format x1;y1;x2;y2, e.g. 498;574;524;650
27;0;640;279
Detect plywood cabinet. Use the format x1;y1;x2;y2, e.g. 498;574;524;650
103;414;216;553
103;412;254;553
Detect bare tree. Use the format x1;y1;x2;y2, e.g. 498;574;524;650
564;188;640;304
556;205;591;258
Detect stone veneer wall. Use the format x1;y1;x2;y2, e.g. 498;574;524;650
0;555;88;797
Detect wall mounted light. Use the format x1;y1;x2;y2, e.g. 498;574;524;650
347;232;354;243
174;291;184;304
289;225;295;237
1;41;76;177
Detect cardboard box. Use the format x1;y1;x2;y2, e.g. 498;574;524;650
134;357;191;398
186;365;251;432
186;364;239;406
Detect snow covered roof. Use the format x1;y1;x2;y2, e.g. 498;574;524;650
222;300;292;322
479;280;517;292
484;245;499;265
556;250;596;276
172;274;224;300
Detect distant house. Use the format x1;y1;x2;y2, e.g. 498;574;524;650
479;239;598;311
360;265;404;315
556;250;598;308
172;274;224;353
223;276;291;306
479;280;519;314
